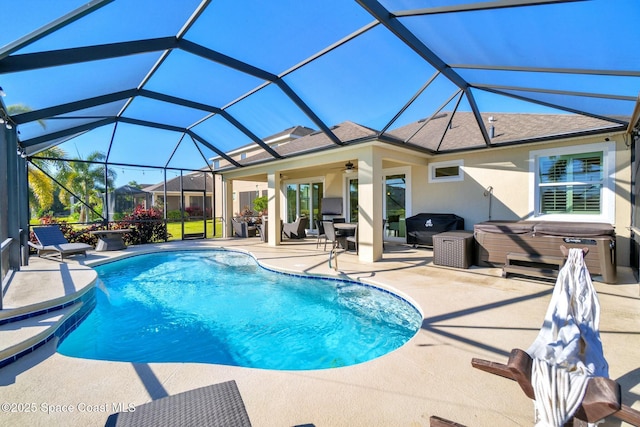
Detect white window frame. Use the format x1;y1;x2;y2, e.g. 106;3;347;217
383;166;412;243
344;174;358;223
280;176;325;222
428;159;464;183
528;141;615;223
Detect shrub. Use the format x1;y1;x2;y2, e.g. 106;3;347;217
185;206;203;217
31;207;170;250
253;196;268;214
167;210;186;221
116;206;169;245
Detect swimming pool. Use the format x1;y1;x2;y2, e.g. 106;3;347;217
58;250;422;370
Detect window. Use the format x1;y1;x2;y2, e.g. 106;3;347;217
530;142;615;222
429;159;463;183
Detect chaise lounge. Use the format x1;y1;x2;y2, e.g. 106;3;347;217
105;380;252;427
28;225;93;261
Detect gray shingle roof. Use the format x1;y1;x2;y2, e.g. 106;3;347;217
389;112;622;152
232;113;622;168
238;121;378;165
143;172;214;193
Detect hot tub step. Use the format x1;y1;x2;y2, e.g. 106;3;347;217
503;252;565;280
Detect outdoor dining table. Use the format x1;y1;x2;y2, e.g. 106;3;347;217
333;222;357;247
90;228;131;251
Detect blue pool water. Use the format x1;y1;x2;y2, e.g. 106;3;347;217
57;250;422;370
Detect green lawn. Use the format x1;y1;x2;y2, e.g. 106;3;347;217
167;219;222;240
30;217;224;241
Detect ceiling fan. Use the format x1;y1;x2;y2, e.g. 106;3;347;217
343;161;356;174
327;160;357;174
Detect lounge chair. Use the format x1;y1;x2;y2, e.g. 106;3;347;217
105;380;252;427
471;247;640;425
29;226;92;261
282;217;308;239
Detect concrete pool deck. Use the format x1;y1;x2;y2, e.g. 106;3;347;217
1;238;639;426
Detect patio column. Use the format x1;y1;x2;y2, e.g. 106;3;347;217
266;172;281;246
6;128;21;270
18;154;29;266
357;148;384;262
223;177;234;238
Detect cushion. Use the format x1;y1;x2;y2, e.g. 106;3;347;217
533;221;615;237
473;221;535;234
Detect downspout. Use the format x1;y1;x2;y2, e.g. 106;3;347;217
483;186;493;221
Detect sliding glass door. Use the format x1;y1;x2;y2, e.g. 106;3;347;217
384;169;410;242
285;180;324;229
347;177;358;222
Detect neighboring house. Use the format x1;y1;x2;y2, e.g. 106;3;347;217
143;171;216;218
218;112;634;269
143;126;317;221
103;184;153;221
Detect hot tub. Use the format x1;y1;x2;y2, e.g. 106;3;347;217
474;220;616;283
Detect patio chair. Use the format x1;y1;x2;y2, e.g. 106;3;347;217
322;221;340;252
382;218;387;250
345;223;358;254
257;218;268;242
315;219;326;249
282;217;308;239
28;226;92;261
232;217;257;238
322;220;342;270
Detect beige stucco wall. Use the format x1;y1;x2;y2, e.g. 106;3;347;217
230;180;268;215
408;133;631;266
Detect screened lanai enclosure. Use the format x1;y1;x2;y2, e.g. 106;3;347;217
2;0;640;293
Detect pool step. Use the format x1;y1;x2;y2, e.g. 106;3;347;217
0;305;82;369
0;287;96;370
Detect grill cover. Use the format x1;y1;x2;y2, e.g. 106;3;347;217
406;213;464;246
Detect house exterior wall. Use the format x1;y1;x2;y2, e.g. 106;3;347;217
231;180;268;216
407;133;630;266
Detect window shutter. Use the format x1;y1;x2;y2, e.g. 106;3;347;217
541;186;567;213
538;151;603;215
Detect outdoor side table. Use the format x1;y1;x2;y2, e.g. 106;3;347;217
433;230;474;269
90;229;131;251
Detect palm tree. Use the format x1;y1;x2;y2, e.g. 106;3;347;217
7;104;67;216
58;151;117;223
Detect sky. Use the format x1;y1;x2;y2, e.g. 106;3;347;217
1;0;639;187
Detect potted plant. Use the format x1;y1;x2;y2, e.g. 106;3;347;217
253;196;268;218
